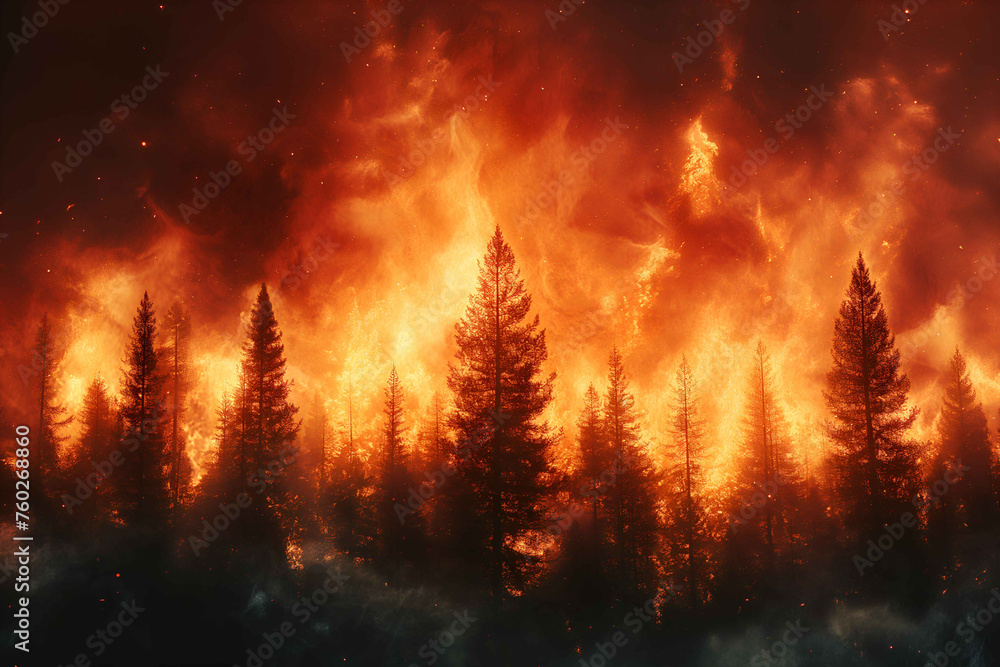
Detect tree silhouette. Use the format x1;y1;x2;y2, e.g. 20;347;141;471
161;301;193;515
379;366;422;586
446;225;557;601
577;383;612;558
937;349;992;525
328;383;372;558
64;375;116;524
926;349;994;576
735;341;796;568
602;346;661;600
416;391;447;471
30;313;72;519
239;284;301;559
666;356;706;608
118;292;170;529
315;392;329;497
824;253;918;540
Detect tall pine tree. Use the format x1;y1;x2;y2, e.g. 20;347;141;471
824;254;918;540
931;349;992;549
577;384;612;555
380;366;418;585
31;314;72;511
119;292;170;528
446;225;557;601
64;375;116;524
666;356;706;608
240;284;301;559
736;341;795;566
602;346;661;600
161;302;192;513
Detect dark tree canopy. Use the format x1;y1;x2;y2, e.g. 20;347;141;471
824;254;918;539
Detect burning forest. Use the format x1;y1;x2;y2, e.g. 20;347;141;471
1;0;1000;665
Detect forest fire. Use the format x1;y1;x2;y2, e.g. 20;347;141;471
2;0;999;665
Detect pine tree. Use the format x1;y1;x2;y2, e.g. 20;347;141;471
65;376;116;523
240;284;301;557
30;314;72;507
666;356;706;608
119;292;170;528
161;302;192;513
328;382;370;557
577;384;612;554
205;388;238;499
935;350;992;530
309;392;330;499
446;225;557;600
379;366;415;585
416;392;447;471
824;253;918;539
602;346;661;599
736;341;795;566
383;367;407;473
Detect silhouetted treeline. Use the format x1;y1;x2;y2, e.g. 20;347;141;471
4;234;1000;665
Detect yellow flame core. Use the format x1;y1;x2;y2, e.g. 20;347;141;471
681;119;721;216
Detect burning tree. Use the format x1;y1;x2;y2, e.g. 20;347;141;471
446;225;557;601
665;356;707;608
161;301;193;514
